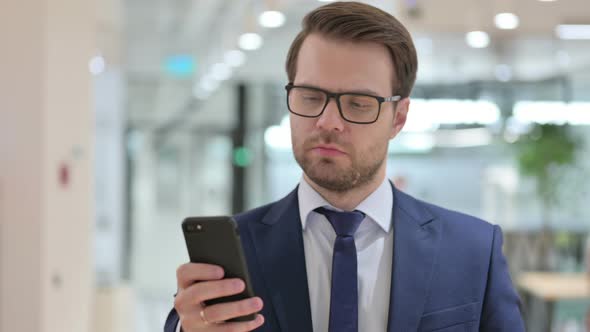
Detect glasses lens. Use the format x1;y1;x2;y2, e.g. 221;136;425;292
340;94;379;123
288;87;327;117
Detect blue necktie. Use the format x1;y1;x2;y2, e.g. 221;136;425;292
315;207;365;332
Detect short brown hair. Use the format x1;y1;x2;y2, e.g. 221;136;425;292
285;1;418;98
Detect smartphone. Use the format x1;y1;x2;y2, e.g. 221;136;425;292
182;216;257;322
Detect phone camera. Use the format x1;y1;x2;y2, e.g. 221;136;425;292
186;224;203;233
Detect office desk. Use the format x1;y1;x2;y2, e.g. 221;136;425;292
517;272;589;331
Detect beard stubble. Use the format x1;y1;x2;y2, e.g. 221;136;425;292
294;131;385;192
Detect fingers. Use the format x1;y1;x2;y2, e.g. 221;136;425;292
177;262;225;290
181;314;264;332
175;262;264;331
213;314;265;332
201;297;263;324
179;278;245;305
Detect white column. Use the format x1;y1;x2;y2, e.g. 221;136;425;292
0;0;94;331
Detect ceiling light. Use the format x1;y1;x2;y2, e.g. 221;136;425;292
555;24;590;40
258;10;286;28
210;63;232;81
89;55;105;75
239;33;263;51
224;50;246;67
200;75;219;92
465;31;490;48
494;13;519;30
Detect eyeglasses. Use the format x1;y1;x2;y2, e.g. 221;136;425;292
285;83;401;124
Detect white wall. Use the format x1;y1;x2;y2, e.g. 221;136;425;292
0;0;94;331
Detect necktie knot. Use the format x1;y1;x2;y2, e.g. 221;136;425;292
314;207;365;237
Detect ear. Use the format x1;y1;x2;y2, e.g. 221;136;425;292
389;97;410;139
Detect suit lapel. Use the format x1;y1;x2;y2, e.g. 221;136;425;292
387;185;441;332
247;188;313;332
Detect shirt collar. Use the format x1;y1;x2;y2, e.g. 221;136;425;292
298;176;393;233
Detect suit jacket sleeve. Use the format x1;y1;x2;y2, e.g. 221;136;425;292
480;225;525;331
164;308;180;332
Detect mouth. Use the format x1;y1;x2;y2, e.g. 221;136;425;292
310;144;346;157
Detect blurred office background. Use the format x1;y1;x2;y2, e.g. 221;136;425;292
1;0;590;331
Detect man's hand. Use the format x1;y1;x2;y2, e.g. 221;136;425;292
174;263;264;331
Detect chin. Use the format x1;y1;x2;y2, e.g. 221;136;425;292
309;157;346;172
309;175;356;192
306;165;355;188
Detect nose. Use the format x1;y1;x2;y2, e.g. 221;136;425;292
315;97;344;131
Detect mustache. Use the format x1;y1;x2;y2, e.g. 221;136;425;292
303;131;348;149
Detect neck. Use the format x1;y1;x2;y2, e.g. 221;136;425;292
304;168;386;211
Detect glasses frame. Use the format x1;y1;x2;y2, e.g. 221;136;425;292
285;83;401;124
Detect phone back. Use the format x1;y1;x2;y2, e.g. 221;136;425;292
182;216;255;309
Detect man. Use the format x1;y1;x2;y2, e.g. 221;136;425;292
165;2;525;331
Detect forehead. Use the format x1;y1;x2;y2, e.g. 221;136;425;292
294;33;396;95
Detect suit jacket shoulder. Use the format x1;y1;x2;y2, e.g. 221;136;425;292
406;192;496;250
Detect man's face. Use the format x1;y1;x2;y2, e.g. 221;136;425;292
290;33;409;192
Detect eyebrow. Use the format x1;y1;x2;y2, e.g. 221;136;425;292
296;83;382;97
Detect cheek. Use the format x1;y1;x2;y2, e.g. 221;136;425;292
356;124;390;150
290;120;307;148
291;117;315;139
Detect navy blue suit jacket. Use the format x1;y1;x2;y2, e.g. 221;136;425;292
165;185;525;331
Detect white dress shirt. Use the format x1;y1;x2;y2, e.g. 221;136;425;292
298;177;394;332
177;177;394;332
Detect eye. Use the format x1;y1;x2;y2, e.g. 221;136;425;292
348;100;372;109
303;95;321;101
350;101;370;108
345;95;375;110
